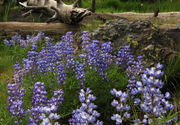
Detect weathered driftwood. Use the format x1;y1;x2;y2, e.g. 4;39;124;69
0;22;80;35
19;0;92;24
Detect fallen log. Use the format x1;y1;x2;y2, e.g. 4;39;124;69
0;22;80;36
19;0;92;24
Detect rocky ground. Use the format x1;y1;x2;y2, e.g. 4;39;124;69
93;18;178;64
84;12;180;29
83;12;180;64
0;7;179;64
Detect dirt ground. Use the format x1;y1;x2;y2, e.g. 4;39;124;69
85;12;180;29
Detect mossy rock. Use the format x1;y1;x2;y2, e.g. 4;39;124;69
93;18;179;65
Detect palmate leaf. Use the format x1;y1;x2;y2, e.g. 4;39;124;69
156;109;179;124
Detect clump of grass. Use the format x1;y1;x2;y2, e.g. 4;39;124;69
164;54;180;91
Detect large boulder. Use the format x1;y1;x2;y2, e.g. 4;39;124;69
93;18;179;65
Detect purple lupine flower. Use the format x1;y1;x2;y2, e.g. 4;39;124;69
39;112;60;125
131;64;176;123
27;50;39;61
111;114;122;125
31;44;38;51
134;98;141;105
165;92;171;99
4;34;21;46
124;112;130;119
4;32;45;47
65;47;75;69
27;32;45;45
81;31;91;51
110;89;131;124
23;59;34;73
110;63;174;124
7;83;25;116
57;64;66;85
4;39;15;46
166;116;178;124
63;32;75;69
126;55;144;77
11;33;21;44
55;32;75;69
36;60;48;74
38;89;63;125
86;40;100;70
116;45;132;68
96;42;113;80
45;36;54;45
20;39;28;48
26;50;39;73
125;55;145;98
7;64;25;122
35;44;58;74
29;82;63;124
86;41;113;80
69;88;103;125
75;61;85;88
48;89;64;108
31;82;48;106
13;63;22;74
29;82;48;124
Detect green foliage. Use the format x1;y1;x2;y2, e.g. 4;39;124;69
0;34;179;124
0;41;28;73
0;37;129;124
81;0;180;12
18;63;129;124
163;54;180;93
165;54;180;80
1;2;11;22
156;110;179;125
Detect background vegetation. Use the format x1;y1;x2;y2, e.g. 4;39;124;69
67;0;180;12
0;0;179;22
0;31;179;124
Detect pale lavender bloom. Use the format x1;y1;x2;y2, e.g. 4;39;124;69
69;88;102;125
4;39;15;46
29;82;63;124
4;34;21;46
111;114;122;125
165;92;171;99
20;39;28;47
134;98;141;105
136;64;176;122
110;89;130;124
23;59;34;73
124;112;130;118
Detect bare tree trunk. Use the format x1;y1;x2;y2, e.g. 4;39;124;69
90;0;96;13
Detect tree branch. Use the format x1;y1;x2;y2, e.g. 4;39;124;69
46;7;59;23
22;9;33;17
73;0;80;8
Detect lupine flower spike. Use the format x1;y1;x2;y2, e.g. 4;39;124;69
69;88;103;125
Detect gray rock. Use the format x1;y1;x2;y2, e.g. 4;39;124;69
93;18;178;64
